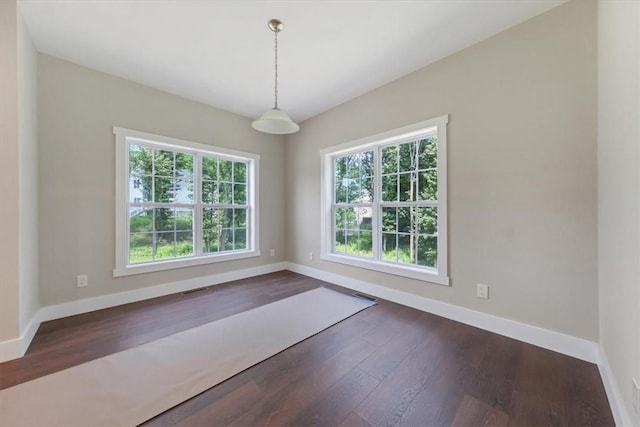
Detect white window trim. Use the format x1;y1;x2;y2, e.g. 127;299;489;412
320;115;449;286
113;127;260;277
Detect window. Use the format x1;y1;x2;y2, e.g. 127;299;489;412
114;127;260;277
321;116;449;285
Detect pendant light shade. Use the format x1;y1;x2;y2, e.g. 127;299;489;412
252;19;299;135
252;108;300;134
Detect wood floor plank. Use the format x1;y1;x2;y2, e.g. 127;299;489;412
354;321;451;426
291;367;379;427
0;271;615;426
339;412;373;427
229;339;378;426
450;394;509;427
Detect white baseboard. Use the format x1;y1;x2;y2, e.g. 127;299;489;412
0;262;288;362
598;348;635;427
284;262;600;364
0;337;24;363
0;310;42;362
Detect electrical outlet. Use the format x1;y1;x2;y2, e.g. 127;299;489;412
270;249;275;257
477;283;489;299
308;252;314;260
76;275;88;288
633;378;639;414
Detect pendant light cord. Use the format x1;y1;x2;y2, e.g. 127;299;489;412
274;29;279;109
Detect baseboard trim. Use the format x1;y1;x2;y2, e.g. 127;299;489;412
0;337;24;363
285;262;600;364
0;262;288;362
598;348;634;427
0;310;42;362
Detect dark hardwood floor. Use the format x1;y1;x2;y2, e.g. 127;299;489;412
0;271;614;426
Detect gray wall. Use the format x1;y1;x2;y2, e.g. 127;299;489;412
0;0;20;342
18;12;40;333
598;1;640;424
286;0;598;340
38;55;286;305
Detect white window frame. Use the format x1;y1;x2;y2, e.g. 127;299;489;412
320;115;449;286
114;127;260;277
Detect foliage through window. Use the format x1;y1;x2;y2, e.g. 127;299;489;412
322;116;448;285
114;127;259;276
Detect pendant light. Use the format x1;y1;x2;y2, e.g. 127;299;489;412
252;19;300;135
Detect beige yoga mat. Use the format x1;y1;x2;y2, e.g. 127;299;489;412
0;287;373;427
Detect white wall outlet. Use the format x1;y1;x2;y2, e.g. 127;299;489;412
270;249;275;257
477;283;489;299
76;275;89;288
633;378;640;414
308;252;314;260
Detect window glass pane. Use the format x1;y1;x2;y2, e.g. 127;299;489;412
175;231;193;258
397;235;413;264
202;207;218;229
362;177;373;202
357;207;373;231
234;184;247;204
154;150;174;177
202;157;218;181
418;170;437;201
345;232;358;255
129;208;153;233
221;208;233;228
220;229;233;251
382;174;398;202
399;172;415;202
154;177;174;202
234;162;247;183
335;157;347;180
347;154;359;179
361;151;373;177
417;207;437;235
129;175;152;203
203;229;219;253
234;228;247;250
234;208;247;228
129;233;153;263
155;233;175;260
344;208;358;230
219;160;232;182
359;231;373;257
129;144;153;175
219;182;233;204
417;235;437;268
201;180;216;204
397;207;412;233
346;179;361;204
154;208;175;232
335;229;346;253
175;179;194;203
381;207;397;232
382;146;398;175
382;233;397;261
398;142;416;173
335;178;347;204
175;208;193;231
334;157;347;204
418;137;437;170
175;152;194;179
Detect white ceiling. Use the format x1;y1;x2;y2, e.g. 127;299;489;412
19;0;566;123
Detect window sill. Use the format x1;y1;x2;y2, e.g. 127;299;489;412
320;252;450;286
113;249;261;277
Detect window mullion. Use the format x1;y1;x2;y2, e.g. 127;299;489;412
194;153;203;257
373;146;382;261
